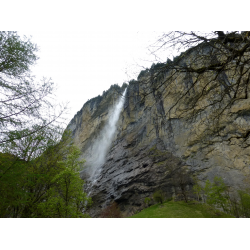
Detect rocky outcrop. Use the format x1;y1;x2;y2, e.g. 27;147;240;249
67;53;250;217
87;138;185;217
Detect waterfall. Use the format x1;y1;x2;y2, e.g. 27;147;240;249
86;88;127;182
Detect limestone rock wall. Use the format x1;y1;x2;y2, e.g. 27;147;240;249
67;57;250;217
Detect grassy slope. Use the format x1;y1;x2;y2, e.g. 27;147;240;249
130;201;234;218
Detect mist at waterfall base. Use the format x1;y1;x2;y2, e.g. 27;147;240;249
85;88;127;183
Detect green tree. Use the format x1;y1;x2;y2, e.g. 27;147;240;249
0;31;89;218
204;176;229;212
0;131;91;218
0;31;66;148
193;176;250;217
238;190;250;217
38;145;91;218
192;177;203;202
0;152;28;217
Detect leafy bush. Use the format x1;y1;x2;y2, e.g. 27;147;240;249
144;197;151;207
153;190;164;204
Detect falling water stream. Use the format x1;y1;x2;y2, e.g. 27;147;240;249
86;88;127;192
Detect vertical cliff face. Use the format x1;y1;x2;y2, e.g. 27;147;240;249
67;55;250;217
67;84;127;170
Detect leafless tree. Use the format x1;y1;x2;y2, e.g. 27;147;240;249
100;202;123;218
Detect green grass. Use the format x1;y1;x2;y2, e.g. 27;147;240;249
130;200;234;218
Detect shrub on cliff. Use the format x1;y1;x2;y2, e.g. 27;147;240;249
144;197;151;207
153;190;164;204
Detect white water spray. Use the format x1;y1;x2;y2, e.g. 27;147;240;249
86;88;127;182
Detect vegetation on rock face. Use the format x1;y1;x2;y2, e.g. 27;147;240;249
146;146;250;217
144;197;151;207
153;190;164;204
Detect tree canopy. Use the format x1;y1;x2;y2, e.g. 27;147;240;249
0;31;66;152
0;132;91;218
0;32;90;218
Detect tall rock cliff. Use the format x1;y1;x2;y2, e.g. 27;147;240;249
67;50;250;217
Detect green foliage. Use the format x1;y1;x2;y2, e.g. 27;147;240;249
0;153;28;217
238;190;250;217
36;145;91;218
191;176;250;217
153;190;164;204
165;197;173;202
192;177;203;201
0;31;64;148
0;32;89;218
144;197;151;207
0;132;91;218
0;31;38;77
130;200;233;218
204;176;229;212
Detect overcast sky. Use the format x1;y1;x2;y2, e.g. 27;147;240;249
18;31;167;125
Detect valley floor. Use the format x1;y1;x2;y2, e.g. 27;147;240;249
129;200;234;218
